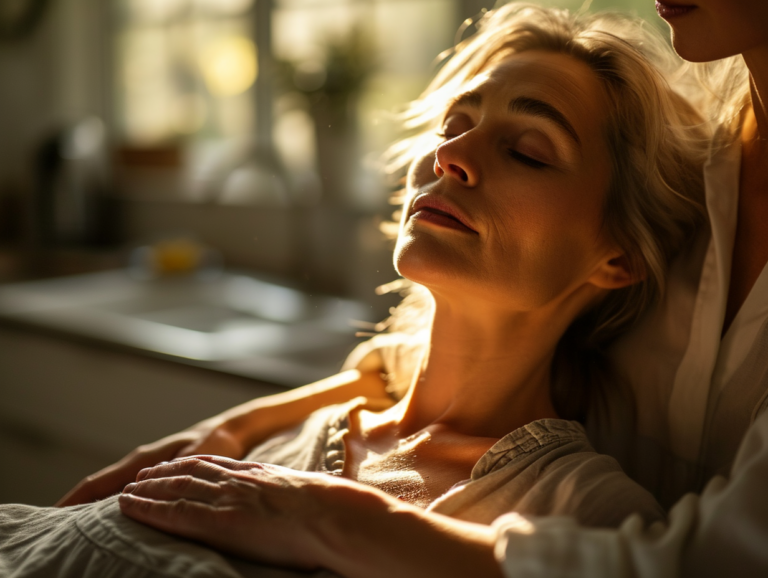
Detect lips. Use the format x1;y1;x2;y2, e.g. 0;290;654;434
655;1;696;19
411;195;478;234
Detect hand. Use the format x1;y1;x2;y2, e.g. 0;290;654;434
56;420;246;507
57;370;390;508
118;456;344;569
118;456;502;578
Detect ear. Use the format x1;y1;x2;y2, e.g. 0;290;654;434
588;252;645;290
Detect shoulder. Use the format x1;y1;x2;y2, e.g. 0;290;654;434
432;419;665;528
501;420;665;528
342;332;427;399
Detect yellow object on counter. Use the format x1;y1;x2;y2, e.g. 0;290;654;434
151;238;203;275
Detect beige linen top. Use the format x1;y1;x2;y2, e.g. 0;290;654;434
245;398;665;528
0;399;663;578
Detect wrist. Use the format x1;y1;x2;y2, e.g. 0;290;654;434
306;482;501;578
304;480;394;573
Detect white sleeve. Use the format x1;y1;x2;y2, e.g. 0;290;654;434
493;410;768;578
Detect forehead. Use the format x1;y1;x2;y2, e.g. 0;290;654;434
464;50;609;146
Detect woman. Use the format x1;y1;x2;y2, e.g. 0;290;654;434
48;2;768;577
0;4;707;577
58;0;708;510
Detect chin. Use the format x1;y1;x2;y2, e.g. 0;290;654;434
394;250;446;288
667;25;755;62
394;235;466;291
671;35;732;62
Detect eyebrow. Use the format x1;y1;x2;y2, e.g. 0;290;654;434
508;96;581;146
447;91;581;146
449;90;483;109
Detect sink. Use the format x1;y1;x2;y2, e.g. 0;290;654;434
0;270;374;386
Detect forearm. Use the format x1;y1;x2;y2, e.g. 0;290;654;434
311;483;503;578
216;370;389;449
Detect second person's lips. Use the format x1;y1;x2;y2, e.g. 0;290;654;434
655;1;696;19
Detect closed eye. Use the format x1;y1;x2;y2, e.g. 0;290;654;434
509;150;548;169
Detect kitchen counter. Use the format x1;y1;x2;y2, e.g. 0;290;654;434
0;268;374;505
0;268;373;386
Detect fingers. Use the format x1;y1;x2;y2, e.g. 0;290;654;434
56;436;195;507
118;460;329;569
191;455;281;475
118;493;218;543
124;475;222;504
56;466;125;507
189;455;258;470
129;457;312;513
136;456;233;484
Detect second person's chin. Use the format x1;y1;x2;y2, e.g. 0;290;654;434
670;35;729;62
666;21;749;63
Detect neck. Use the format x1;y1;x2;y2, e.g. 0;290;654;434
381;284;604;440
742;48;768;145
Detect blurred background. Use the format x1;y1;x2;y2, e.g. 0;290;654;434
0;0;660;505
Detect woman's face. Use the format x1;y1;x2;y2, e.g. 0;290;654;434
655;1;768;62
394;50;620;312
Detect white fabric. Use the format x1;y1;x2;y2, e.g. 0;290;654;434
592;134;768;507
495;409;768;578
495;133;768;576
666;135;740;462
714;255;768;390
0;498;336;578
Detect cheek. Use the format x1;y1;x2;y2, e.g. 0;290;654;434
486;182;607;304
407;151;438;191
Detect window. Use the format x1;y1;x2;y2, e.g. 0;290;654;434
115;0;257;144
113;0;664;206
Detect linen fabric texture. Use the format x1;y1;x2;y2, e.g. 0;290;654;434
0;399;663;577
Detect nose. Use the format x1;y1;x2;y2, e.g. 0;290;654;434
433;138;478;186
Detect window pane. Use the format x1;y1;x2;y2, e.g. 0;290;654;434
115;0;256;145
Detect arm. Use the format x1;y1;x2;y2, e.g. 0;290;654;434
57;369;388;507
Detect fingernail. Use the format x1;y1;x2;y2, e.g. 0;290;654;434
117;493;134;506
137;468;150;481
123;483;137;494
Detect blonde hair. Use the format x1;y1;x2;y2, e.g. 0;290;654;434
378;3;709;418
692;56;751;140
